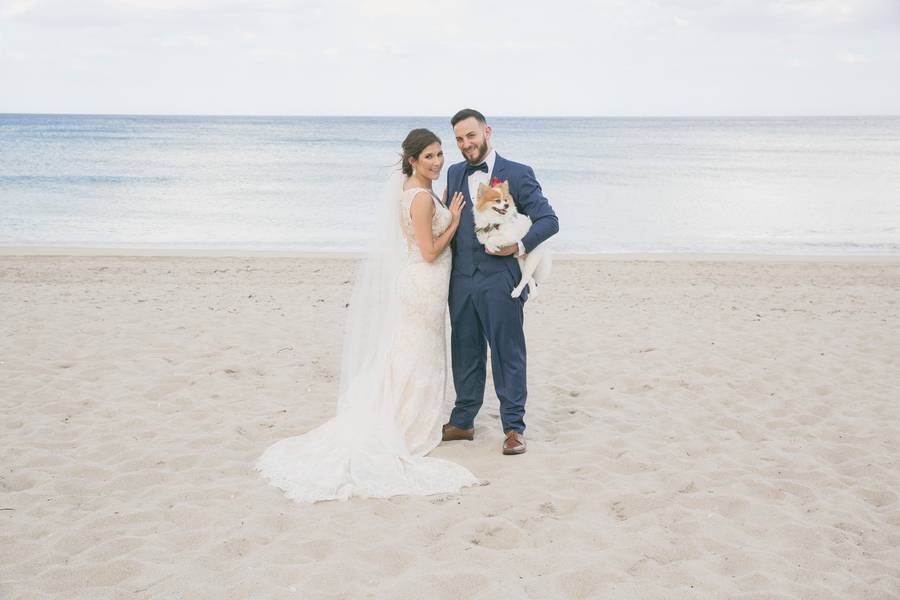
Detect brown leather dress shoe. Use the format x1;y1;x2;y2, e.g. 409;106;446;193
442;423;474;441
502;431;526;455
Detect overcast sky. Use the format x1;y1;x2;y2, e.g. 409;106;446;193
1;0;899;116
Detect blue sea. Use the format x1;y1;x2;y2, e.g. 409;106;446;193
1;114;899;255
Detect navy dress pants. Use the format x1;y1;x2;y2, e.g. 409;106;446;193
448;267;527;434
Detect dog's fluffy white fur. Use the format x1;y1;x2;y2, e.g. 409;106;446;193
473;180;551;299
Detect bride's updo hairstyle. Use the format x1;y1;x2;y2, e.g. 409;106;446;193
401;128;441;177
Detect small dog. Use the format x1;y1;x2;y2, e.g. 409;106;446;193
474;180;551;299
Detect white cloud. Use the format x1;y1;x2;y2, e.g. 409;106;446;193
768;0;857;22
648;0;899;31
0;0;35;19
160;34;212;49
82;47;114;57
357;0;457;18
186;34;210;48
59;63;96;72
109;0;220;9
767;0;900;24
248;47;300;62
835;50;871;64
107;0;328;12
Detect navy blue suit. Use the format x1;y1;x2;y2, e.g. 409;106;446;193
446;153;559;434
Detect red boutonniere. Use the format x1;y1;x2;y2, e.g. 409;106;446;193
490;177;503;187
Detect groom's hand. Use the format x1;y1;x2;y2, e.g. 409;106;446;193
485;244;518;256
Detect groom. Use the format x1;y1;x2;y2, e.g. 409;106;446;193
441;109;559;455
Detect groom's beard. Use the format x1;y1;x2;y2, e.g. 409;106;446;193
465;140;490;165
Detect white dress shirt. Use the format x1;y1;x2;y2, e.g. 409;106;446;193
465;149;525;257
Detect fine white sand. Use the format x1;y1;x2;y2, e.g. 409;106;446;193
1;253;899;599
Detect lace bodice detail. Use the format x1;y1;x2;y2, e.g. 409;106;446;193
401;187;452;264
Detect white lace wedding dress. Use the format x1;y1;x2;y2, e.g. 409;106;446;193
256;186;480;503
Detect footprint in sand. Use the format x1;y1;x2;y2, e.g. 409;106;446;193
859;489;897;508
462;518;522;550
1;473;35;492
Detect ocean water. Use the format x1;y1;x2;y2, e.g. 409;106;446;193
1;114;899;255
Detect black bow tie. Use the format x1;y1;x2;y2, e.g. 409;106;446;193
464;162;488;176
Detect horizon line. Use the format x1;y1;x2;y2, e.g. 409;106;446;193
2;111;899;119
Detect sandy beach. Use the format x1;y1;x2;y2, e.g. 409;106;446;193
2;252;899;599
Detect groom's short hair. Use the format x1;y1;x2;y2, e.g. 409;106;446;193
451;109;486;127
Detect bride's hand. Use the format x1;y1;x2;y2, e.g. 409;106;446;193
449;192;465;225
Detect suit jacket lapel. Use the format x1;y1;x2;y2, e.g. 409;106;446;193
491;153;507;182
492;153;522;213
455;163;468;200
451;164;471;252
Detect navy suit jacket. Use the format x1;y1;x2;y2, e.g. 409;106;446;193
447;153;559;278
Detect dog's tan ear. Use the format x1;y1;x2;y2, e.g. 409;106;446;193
501;180;510;193
476;182;490;201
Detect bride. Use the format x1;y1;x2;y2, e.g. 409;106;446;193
256;129;481;502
